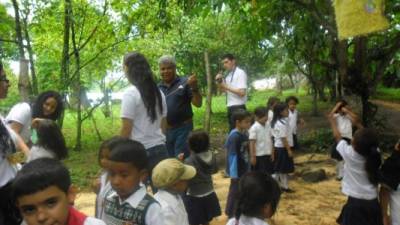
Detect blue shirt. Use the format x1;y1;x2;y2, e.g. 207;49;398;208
225;129;249;178
159;76;193;127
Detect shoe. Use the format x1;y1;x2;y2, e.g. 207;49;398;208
282;188;295;193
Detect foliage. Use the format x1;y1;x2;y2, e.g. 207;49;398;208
299;128;333;153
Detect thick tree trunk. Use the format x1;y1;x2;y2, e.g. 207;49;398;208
11;0;31;101
204;51;212;133
22;15;38;95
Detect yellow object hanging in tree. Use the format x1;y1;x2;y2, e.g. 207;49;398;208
333;0;389;40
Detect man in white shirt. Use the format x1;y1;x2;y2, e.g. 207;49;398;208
215;54;248;131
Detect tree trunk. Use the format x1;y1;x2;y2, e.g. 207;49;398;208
60;0;71;91
203;51;212;133
22;15;38;95
335;40;347;98
11;0;31;101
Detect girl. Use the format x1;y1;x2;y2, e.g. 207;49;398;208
120;52;168;192
92;136;125;218
380;140;400;225
27;118;67;162
271;102;295;193
266;96;279;124
226;171;281;225
329;115;383;225
184;130;221;225
6;90;64;145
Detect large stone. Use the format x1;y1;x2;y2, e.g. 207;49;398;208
301;169;327;183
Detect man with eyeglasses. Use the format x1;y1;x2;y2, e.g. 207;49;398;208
215;54;248;131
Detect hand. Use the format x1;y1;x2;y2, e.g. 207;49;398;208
177;153;185;161
91;178;101;194
31;118;45;128
187;74;198;89
288;149;293;158
341;106;350;114
250;156;256;166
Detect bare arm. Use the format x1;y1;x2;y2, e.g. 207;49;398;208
120;118;133;138
329;102;342;116
342;107;363;129
218;83;246;97
15;134;29;156
187;74;202;107
380;185;392;225
9;121;23;134
249;140;257;166
161;117;167;134
282;137;293;157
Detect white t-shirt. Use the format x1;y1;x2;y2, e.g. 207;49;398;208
96;172;111;219
272;119;293;148
391;185;400;225
226;67;247;107
288;109;298;135
267;110;273;124
0;116;18;187
226;216;269;225
334;113;352;139
6;102;32;143
84;217;106;225
121;86;167;149
336;140;378;200
154;189;189;225
27;145;56;162
249;121;273;156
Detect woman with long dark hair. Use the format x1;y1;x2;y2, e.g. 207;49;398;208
120;52;168;192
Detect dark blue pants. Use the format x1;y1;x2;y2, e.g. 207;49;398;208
166;122;193;158
146;144;168;193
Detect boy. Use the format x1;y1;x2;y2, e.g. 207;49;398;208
224;109;252;218
249;106;274;174
102;138;163;225
152;158;196;225
286;96;305;151
12;158;106;225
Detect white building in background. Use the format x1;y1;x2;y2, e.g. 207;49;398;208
252;77;277;90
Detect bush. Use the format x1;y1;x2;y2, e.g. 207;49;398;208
299;128;333;153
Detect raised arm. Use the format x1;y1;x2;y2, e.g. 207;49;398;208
328;114;342;143
342;107;363;129
188;74;202;107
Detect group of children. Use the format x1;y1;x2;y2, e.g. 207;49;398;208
3;94;400;225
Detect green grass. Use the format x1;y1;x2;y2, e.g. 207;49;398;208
63;88;332;189
372;86;400;102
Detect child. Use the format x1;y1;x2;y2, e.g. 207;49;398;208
152;158;196;225
101;138;163;225
271;102;295;193
226;171;281;225
329;116;383;225
286;96;304;151
27;118;68;162
266;96;280;124
92;136;125;219
249;106;274;174
183;130;221;225
329;100;362;180
225;109;252;218
12;158;106;225
380;140;400;225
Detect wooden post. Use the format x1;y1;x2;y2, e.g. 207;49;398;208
204;51;212;133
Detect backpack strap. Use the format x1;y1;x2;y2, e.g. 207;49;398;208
136;194;158;225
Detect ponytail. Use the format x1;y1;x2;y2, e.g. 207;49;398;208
353;128;381;185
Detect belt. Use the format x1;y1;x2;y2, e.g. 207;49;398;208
167;118;193;129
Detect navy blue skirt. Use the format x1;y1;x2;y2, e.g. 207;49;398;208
252;155;274;174
183;192;221;225
273;147;294;173
337;196;383;225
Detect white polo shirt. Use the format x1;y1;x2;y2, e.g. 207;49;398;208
154;189;189;225
334;113;352;139
288;109;298;135
6;102;32;143
0;116;18;187
225;67;247;107
336;140;378;200
121;85;167;149
249;121;273;156
272;119;293;148
226;215;269;225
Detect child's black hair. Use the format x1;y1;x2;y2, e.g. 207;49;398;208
285;96;299;104
97;136;126;165
266;96;280;112
188;130;210;154
32;91;64;120
254;106;267;119
222;53;235;61
12;158;71;201
108;138;148;171
235;171;281;220
36;119;68;160
271;102;288;128
335;99;348;113
232;109;251;123
352;128;382;185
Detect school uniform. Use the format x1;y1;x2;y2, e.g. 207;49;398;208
335;140;383;225
272;119;294;174
27;145;56;162
380;151;400;225
249;121;273;174
95;172;112;219
66;207;106;225
226;215;269;225
332;113;353;179
5;102;32;143
102;185;163;225
184;151;221;225
154;189;189;225
225;129;249;218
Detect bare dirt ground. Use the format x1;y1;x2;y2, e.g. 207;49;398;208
75;100;399;225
